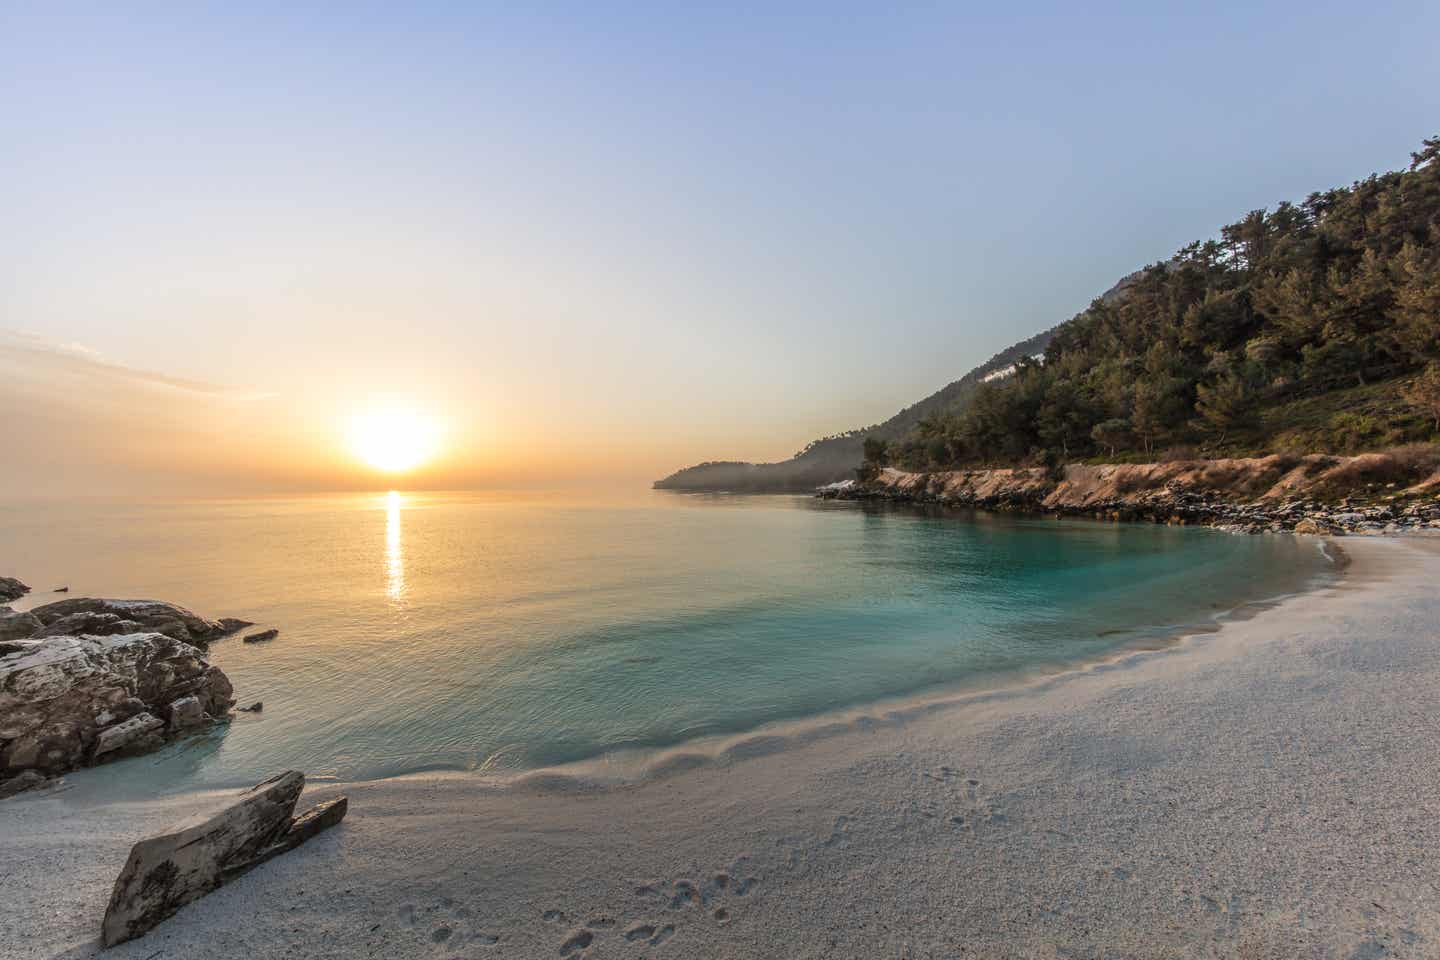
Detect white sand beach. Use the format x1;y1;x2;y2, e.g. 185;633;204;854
5;536;1440;960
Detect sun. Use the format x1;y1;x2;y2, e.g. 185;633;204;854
347;409;442;473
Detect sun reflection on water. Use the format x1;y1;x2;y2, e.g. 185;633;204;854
385;490;405;600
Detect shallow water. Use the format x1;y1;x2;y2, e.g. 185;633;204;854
2;491;1334;792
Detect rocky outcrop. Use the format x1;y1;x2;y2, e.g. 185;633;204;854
829;456;1440;535
0;631;234;790
0;607;43;647
0;577;30;602
102;771;348;947
24;598;248;647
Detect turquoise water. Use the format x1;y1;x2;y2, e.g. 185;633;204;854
1;491;1334;792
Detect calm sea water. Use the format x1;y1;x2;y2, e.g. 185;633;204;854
2;491;1333;793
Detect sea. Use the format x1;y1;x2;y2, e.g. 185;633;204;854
1;490;1336;794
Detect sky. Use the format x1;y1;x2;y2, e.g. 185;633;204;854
3;1;1438;496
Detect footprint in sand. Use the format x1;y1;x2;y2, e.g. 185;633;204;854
824;814;853;848
623;921;676;945
626;863;760;946
945;780;1010;833
549;912;630;955
558;927;593;956
668;879;700;909
397;897;500;950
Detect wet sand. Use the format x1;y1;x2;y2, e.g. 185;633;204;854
5;536;1440;959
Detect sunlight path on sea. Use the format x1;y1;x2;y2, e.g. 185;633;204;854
385;491;405;602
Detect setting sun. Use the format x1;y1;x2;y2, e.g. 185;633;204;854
346;410;442;473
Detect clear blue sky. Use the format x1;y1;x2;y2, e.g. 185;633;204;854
2;2;1438;492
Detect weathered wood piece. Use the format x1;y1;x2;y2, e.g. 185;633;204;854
101;771;347;947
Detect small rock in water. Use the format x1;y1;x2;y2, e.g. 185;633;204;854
239;701;264;713
52;586;69;593
243;628;279;644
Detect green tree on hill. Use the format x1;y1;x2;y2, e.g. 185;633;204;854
1090;419;1132;458
1405;363;1440;433
1195;372;1256;444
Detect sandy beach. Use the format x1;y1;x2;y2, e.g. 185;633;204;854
5;536;1439;959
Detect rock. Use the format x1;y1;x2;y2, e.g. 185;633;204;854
243;628;279;644
93;713;165;759
52;586;69;593
0;606;41;643
0;632;233;784
216;617;254;635
168;695;206;731
0;769;54;800
0;577;30;602
101;771;348;947
25;598;234;647
31;611;146;639
238;701;263;713
1293;519;1340;536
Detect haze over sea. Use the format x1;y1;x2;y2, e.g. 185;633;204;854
3;493;1333;794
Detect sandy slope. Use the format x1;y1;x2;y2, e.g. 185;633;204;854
5;537;1440;960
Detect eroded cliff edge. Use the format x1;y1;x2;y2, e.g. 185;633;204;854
825;454;1440;535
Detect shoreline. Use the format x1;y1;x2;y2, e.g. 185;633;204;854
7;536;1440;957
25;523;1343;803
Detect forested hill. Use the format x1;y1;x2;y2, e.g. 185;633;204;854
657;135;1440;492
869;135;1440;475
653;283;1149;492
651;324;1061;492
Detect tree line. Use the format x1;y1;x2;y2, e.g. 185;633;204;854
867;136;1440;475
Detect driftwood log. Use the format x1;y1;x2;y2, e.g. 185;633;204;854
101;771;347;947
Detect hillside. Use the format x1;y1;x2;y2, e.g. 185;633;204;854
653;316;1078;492
869;136;1440;475
658;136;1440;492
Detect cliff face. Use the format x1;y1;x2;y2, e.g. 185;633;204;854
833;454;1440;534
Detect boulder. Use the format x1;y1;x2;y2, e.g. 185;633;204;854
93;712;165;759
26;598;235;647
0;577;29;602
31;611;145;639
0;769;53;799
0;632;233;785
167;695;206;731
102;771;348;947
0;606;41;644
242;628;278;644
1293;518;1340;536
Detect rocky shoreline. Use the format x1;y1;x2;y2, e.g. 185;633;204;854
820;455;1440;536
0;584;250;798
